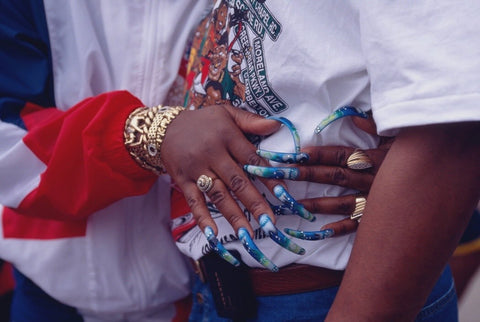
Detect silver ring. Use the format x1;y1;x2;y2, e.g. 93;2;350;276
196;174;213;193
347;149;373;170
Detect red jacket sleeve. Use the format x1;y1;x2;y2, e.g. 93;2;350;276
17;90;157;220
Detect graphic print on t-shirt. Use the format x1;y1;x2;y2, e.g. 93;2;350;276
183;0;288;116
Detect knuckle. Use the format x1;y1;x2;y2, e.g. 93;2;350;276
246;152;263;166
195;216;212;229
301;166;315;181
336;149;348;166
185;195;203;210
209;189;227;205
331;168;348;185
229;174;248;193
228;214;246;228
338;200;353;214
247;200;266;216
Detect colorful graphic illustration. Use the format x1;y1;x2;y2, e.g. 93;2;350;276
183;0;288;116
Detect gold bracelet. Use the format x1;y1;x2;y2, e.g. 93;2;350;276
124;105;185;175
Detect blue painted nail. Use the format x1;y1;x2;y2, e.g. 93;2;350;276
284;228;335;240
204;226;240;267
271;204;295;216
273;185;316;222
256;149;309;164
259;214;305;255
314;106;368;134
267;116;301;153
244;165;299;180
238;227;278;272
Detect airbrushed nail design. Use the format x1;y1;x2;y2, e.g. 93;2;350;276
314;106;368;134
238;227;279;272
284;228;335;240
256;150;309;164
273;185;316;222
267;116;301;153
259;214;305;255
271;204;295;216
204;226;240;267
243;165;299;180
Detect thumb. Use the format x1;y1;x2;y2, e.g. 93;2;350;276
225;105;281;136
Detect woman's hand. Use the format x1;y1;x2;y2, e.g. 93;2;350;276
162;105;282;235
245;115;394;239
298;116;392;236
162;105;307;270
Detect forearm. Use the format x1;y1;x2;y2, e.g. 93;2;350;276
327;122;480;321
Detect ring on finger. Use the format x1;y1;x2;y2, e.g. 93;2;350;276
347;149;373;170
196;174;214;193
350;196;366;221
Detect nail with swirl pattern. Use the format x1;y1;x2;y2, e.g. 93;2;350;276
204;226;240;267
283;228;335;240
314;106;368;134
273;185;316;222
256;150;309;164
238;227;279;272
244;165;299;180
259;214;305;255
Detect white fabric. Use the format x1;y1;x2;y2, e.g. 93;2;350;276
176;0;480;270
360;1;480;136
0;122;45;207
0;1;209;321
45;0;209;109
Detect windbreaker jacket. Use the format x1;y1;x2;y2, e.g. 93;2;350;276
0;1;209;320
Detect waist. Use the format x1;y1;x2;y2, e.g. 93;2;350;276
195;253;344;297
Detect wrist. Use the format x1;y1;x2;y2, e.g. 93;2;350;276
124;105;185;175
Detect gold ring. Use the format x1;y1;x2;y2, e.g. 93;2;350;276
347;149;373;170
350;196;366;221
196;175;213;193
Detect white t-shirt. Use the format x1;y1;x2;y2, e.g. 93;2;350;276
175;0;480;270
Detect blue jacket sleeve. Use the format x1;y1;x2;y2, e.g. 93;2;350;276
0;0;54;129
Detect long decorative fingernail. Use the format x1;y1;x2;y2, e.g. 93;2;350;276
256;150;309;164
244;165;299;180
271;204;295;216
273;185;316;222
238;227;278;272
204;226;240;267
267;116;301;153
266;199;294;216
259;214;305;255
314;106;368;134
284;228;335;240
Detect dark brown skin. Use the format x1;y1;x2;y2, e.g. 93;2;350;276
161;105;282;236
296;116;392;234
161;105;390;237
326;122;480;321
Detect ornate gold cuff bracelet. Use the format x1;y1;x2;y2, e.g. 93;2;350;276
124;105;185;175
